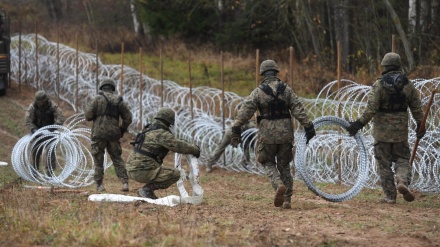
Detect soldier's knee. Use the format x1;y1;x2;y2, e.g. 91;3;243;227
171;170;181;181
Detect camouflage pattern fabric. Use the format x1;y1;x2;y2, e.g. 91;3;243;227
258;142;294;198
85;90;133;184
84;91;132;141
374;141;411;199
126;119;200;188
233;76;312;144
233;76;312;201
25;99;65;172
91;140;128;183
207;120;256;167
358;71;424;143
32;136;56;174
25;100;65;131
358;68;422;201
128;167;180;189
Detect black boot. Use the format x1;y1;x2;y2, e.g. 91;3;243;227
96;179;106;192
138;184;158;199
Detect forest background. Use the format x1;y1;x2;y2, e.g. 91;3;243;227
2;0;440;96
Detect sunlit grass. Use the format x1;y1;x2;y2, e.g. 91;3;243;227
100;52;256;97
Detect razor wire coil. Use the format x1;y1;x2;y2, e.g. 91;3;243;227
8;34;440;194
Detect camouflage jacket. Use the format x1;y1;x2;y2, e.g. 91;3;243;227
126;120;200;172
233;76;312;144
84;90;132;141
359;71;424;143
25;100;65;132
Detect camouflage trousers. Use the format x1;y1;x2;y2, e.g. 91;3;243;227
32;137;56;174
91;140;128;183
257;142;293;198
128;166;180;189
207;128;251;167
374;141;411;199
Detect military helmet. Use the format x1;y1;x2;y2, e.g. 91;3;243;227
259;60;280;75
35;90;48;103
381;52;401;67
154;107;175;125
99;78;116;91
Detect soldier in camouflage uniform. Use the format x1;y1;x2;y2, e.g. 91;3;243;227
126;107;201;199
346;52;425;204
25;90;65;176
85;78;133;192
231;60;316;209
205;119;256;173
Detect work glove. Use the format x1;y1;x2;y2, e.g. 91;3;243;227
416;122;426;139
345;120;365;136
120;127;127;138
304;123;316;145
194;145;201;158
230;126;242;148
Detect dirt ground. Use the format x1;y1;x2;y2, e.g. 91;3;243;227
1;84;440;247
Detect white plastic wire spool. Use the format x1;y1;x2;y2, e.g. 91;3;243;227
175;153;204;202
88;153;203;206
295;116;370;202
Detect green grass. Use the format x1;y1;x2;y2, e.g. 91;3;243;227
100;52;256;96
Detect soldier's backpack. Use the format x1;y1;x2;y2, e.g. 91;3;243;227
380;74;409;113
257;81;290;123
98;92;122;119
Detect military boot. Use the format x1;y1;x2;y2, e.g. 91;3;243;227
121;182;129;192
380;191;396;204
138;185;158;199
282;196;292;209
96;180;106;192
380;197;396;204
397;183;415;202
274;184;286;207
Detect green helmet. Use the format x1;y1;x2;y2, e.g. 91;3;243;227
35;90;48;103
99;78;116;91
259;60;280;75
381;52;401;67
154;107;175;125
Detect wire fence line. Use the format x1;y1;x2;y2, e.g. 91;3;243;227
9;34;440;194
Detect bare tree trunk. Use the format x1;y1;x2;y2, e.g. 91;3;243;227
130;0;143;36
383;0;415;70
83;0;95;26
303;0;321;65
333;0;349;71
43;0;63;21
408;0;417;33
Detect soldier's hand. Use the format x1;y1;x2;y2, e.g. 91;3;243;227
345;120;365;136
416;122;426;139
120;127;127;138
194;145;201;158
304;123;316;145
230;126;242;148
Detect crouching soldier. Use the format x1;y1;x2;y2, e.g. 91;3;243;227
25;90;65;176
126;107;201;199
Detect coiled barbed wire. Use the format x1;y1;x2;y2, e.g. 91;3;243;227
11;113;111;187
8;34;440;193
295;116;370;202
